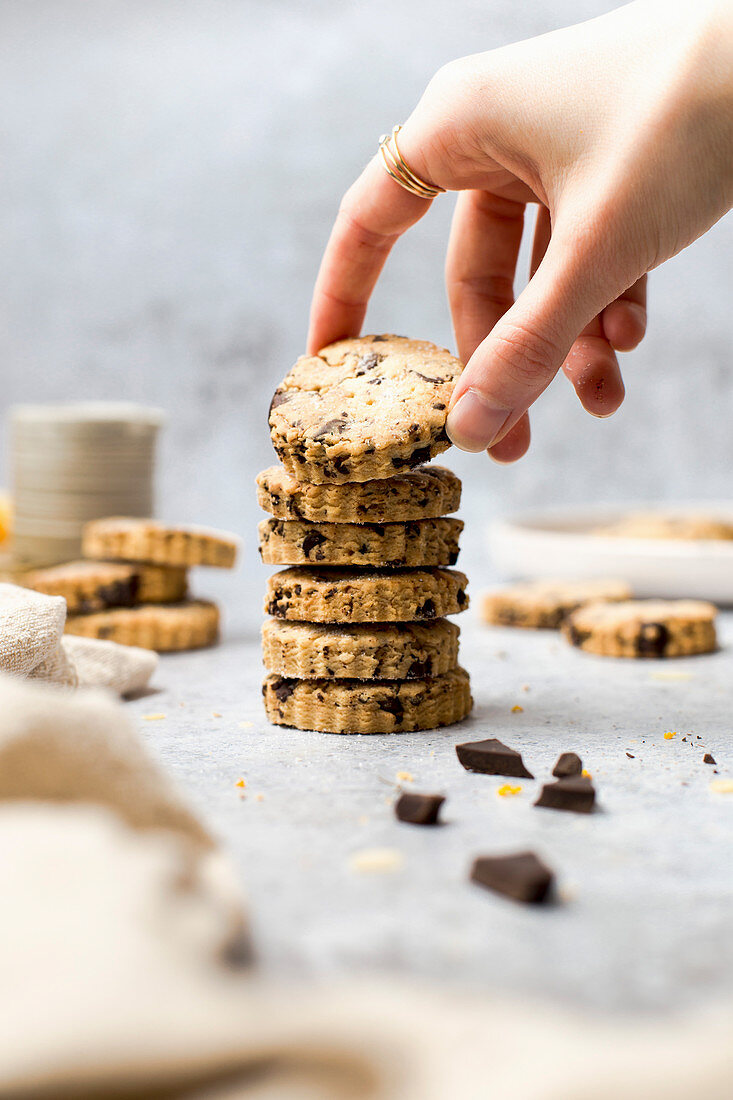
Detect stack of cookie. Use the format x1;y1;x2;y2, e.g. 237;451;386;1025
23;517;238;652
258;335;473;734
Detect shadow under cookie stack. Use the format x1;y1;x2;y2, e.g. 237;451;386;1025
258;335;473;734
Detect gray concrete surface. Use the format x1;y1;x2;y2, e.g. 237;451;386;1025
129;606;733;1014
0;0;731;629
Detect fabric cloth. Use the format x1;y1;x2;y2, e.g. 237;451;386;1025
0;581;157;695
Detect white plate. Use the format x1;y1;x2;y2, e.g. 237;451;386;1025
487;505;733;605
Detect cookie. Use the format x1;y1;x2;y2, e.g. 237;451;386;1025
258;516;463;568
268;335;463;484
481;578;633;629
64;600;220;652
23;559;187;613
82;518;238;568
595;512;733;540
256;464;462;524
261;617;460;680
562;599;717;658
265;567;469;623
262;667;472;734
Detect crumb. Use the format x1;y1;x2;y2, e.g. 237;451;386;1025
710;779;733;794
704;754;716;765
238;721;254;729
650;671;692;681
255;794;264;802
511;704;524;713
349;848;404;874
522;684;530;692
396;770;414;783
212;712;222;718
143;713;166;721
626;752;635;759
497;784;522;797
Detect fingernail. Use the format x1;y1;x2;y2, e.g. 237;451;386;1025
446;389;511;452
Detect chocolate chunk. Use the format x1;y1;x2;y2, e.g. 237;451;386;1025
395;792;445;826
371;334;388;342
432;402;446;411
566;623;592;648
413;370;448;384
535;776;595;814
407;657;432;678
470;851;554;905
312;414;349;441
415;598;436;619
704;753;716;765
354;351;384;374
626;752;635;759
455;738;534;779
409;445;432;467
271;677;296;703
333;455;351;476
552;751;582;778
268;388;290;414
636;621;670;657
456;588;467;606
377;695;404;724
301;529;327;559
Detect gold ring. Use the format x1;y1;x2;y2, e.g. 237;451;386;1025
378;125;445;200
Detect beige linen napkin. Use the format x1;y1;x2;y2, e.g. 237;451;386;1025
0;581;156;694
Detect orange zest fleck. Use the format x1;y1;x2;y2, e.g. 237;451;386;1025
235;778;246;788
511;704;524;713
664;731;677;740
497;784;522;797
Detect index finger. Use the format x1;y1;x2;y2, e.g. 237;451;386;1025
306;154;433;354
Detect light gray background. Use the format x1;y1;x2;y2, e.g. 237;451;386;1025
0;0;731;626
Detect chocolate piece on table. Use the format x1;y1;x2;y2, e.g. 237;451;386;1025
470;851;554;905
703;753;716;765
535;776;596;814
455;737;534;779
552;751;582;778
395;792;445;826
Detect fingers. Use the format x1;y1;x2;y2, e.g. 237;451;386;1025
307;156;433;354
446;221;627;452
445;190;526;364
528;204;622;417
488;412;531;463
602;274;647;351
561;319;625;417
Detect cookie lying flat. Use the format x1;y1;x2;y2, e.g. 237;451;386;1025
258;517;463;567
265;567;469;623
269;335;463;484
562;599;717;658
261;618;460;680
256;464;461;524
82;518;238;569
64;600;220;652
23;559;187;614
262;667;472;734
481;578;632;629
595;512;733;540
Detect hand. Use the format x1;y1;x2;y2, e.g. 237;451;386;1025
307;0;733;461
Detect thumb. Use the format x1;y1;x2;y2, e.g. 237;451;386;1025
446;223;627;452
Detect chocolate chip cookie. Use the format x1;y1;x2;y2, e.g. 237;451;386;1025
64;599;220;651
82;518;238;568
262;617;460;679
562;598;717;658
265;566;469;623
256;464;461;523
258;516;463;567
262;667;472;733
23;559;187;613
268;335;463;483
481;578;633;629
595;512;733;540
